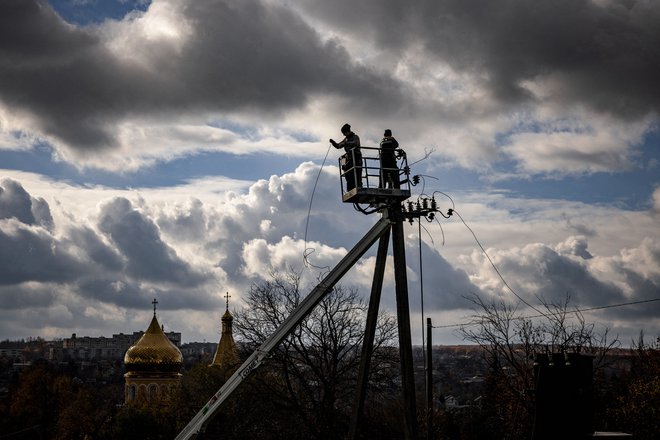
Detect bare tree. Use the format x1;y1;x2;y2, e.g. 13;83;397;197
232;270;399;440
457;294;618;440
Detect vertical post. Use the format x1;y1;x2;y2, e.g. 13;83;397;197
426;318;433;440
390;205;419;440
349;230;391;440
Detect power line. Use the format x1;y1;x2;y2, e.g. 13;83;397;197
453;209;547;316
431;297;660;330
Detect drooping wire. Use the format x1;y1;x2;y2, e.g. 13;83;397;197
418;192;659;336
416;174;439;197
433;190;456;212
303;143;333;271
433;216;446;246
431;297;660;330
419;221;437;248
408;147;436;167
452;209;546;316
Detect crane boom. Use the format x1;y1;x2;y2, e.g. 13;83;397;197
175;216;392;440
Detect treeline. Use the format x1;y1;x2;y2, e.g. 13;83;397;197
2;340;658;440
1;274;658;439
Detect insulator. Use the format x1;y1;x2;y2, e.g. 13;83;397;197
412;175;419;184
422;198;428;210
428;213;435;221
431;198;437;211
407;201;414;212
416;201;421;211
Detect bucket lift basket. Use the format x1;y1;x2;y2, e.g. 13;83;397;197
339;145;411;205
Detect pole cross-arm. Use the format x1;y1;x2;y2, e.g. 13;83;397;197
175;215;393;440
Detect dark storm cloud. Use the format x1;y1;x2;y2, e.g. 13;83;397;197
63;224;125;272
74;277;218;311
535;247;623;305
97;197;209;286
490;242;625;307
406;241;482;311
0;1;119;149
301;0;660;117
0;219;85;285
0;0;402;151
0;181;82;286
0;179;221;315
0;284;56;309
176;1;400;112
0;178;53;228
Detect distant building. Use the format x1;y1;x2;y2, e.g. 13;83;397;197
180;342;217;361
52;328;181;362
124;299;183;404
0;347;24;360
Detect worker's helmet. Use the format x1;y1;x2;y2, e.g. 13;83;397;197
384;129;392;137
341;123;351;134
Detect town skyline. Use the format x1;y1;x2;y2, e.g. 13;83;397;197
0;0;658;346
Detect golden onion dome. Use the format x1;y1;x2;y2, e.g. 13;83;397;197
124;315;183;373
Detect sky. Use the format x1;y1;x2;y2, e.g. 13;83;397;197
0;0;658;347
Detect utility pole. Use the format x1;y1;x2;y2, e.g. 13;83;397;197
426;317;433;440
176;145;451;440
391;203;419;440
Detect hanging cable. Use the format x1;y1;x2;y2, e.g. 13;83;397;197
433;216;446;246
303;143;333;271
408;147;436;167
452;209;546;316
430;297;660;329
433;190;456;211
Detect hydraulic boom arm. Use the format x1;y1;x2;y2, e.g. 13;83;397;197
175;216;392;440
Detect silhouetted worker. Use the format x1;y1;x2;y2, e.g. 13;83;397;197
330;123;362;191
379;129;400;189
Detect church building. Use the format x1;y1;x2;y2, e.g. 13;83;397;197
124;299;183;403
210;292;240;378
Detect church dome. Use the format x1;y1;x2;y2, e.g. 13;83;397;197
211;297;239;374
124;314;183;373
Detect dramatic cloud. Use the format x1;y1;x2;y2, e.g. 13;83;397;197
298;0;660;117
468;238;624;307
0;0;656;175
0;219;84;285
97;197;210;286
0;0;400;153
0;163;657;343
0;177;53;228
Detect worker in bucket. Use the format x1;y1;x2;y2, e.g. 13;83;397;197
379;129;400;189
330;123;362;191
